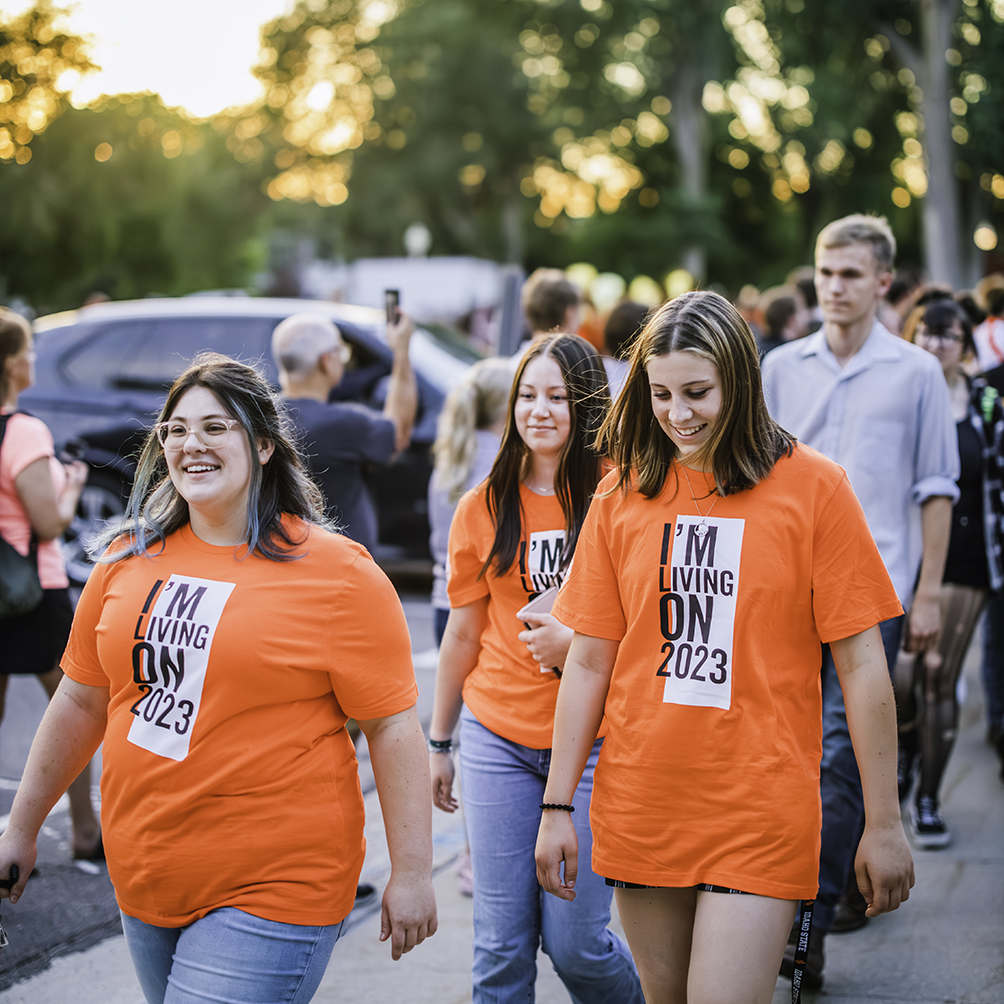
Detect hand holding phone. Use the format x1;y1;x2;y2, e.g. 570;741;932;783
385;289;400;325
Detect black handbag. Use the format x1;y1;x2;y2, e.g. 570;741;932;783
0;413;44;618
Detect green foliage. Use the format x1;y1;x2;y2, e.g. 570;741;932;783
0;0;96;163
0;94;268;312
2;0;1002;313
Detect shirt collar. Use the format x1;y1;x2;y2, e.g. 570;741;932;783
798;319;900;373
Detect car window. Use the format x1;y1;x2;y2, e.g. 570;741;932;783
63;317;279;391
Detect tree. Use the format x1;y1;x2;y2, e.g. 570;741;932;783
704;0;1004;285
0;94;268;311
0;0;96;164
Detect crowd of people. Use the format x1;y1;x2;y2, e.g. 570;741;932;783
0;210;1000;1004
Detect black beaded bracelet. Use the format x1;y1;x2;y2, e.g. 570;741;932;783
539;803;575;813
428;737;453;753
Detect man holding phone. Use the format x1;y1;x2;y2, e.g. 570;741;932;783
271;302;417;554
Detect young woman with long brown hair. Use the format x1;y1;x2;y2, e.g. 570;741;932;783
429;334;643;1003
535;291;914;1004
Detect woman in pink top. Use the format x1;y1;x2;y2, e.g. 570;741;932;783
0;308;101;859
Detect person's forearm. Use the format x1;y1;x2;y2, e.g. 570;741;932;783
383;353;418;453
915;496;952;599
832;628;901;827
8;681;107;840
365;709;434;876
429;604;485;741
541;634;615;804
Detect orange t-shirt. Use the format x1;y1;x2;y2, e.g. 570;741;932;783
552;445;903;900
448;483;573;749
61;520;418;928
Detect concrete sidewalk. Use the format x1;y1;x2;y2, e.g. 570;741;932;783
4;643;1003;1003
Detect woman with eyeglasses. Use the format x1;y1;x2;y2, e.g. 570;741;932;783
0;308;101;861
896;298;1004;845
0;353;437;1004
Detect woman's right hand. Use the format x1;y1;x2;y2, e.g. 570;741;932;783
535;809;578;901
430;752;457;813
63;460;89;490
0;829;37;904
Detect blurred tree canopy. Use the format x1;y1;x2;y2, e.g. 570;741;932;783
0;0;94;164
0;91;268;310
1;0;1002;313
249;0;1003;291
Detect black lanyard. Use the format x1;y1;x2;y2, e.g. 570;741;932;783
790;898;815;1004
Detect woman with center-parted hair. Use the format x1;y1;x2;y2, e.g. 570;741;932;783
0;353;437;1004
534;291;915;1004
429;334;644;1003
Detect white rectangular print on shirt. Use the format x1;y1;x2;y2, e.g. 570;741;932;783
523;529;566;593
660;515;745;710
127;574;236;761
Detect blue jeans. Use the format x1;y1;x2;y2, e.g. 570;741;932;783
980;592;1004;732
121;907;344;1004
816;615;904;932
459;709;644;1004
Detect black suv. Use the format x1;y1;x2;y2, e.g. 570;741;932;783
23;296;475;584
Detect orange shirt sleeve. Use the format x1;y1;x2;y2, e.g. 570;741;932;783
326;550;418;720
810;471;904;643
552;489;627;642
61;557;112;687
446;488;493;608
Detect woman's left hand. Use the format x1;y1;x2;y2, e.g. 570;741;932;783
535;809;579;901
854;821;915;918
379;869;438;960
518;613;574;671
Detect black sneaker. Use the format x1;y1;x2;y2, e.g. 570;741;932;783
779;923;825;991
911;795;951;849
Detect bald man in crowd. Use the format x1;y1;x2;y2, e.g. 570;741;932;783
272;310;417;554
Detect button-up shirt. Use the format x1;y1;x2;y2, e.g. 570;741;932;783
762;320;960;603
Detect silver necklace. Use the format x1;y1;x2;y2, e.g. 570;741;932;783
680;464;720;538
524;482;555;495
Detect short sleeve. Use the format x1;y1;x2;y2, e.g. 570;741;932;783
810;472;904;643
446;490;492;607
61;558;113;687
327;551;418;720
551;495;627;641
1;414;54;479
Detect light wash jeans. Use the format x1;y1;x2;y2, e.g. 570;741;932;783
459;708;644;1004
816;615;904;932
121;907;344;1004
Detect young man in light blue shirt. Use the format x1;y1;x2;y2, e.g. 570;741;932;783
762;214;959;988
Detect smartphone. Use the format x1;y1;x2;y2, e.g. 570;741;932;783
384;288;400;324
516;586;562;677
516;585;558;621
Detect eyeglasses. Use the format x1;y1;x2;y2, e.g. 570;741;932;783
155;418;240;449
917;329;964;344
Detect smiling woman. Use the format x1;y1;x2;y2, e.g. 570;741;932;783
534;291;914;1004
0;353;438;1004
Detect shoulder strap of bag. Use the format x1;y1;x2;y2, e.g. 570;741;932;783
0;411;40;561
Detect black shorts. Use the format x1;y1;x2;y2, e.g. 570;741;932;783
605;879;750;895
0;588;73;676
